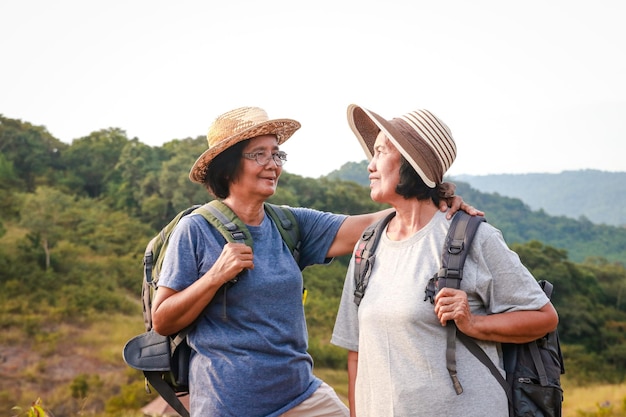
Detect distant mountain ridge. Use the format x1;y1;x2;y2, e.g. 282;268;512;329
452;170;626;227
326;163;626;227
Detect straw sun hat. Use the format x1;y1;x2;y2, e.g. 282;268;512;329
346;104;457;188
189;107;301;183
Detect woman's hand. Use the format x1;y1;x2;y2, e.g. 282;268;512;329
437;182;484;219
210;242;254;285
439;195;485;219
434;287;473;329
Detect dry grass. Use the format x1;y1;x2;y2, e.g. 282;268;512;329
75;311;144;364
562;380;626;416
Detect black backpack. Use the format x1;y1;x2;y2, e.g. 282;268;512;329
123;200;301;417
353;211;565;417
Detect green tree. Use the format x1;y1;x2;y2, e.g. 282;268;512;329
0;152;18;186
582;257;626;312
19;187;75;270
127;137;209;229
158;153;207;208
106;139;160;214
60;128;129;198
0;153;24;221
514;241;603;347
0;115;66;192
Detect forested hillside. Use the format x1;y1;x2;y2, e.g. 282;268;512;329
454;171;626;227
1;115;626;416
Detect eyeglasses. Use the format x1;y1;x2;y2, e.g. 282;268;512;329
242;150;288;166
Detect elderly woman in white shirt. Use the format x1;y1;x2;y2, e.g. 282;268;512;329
332;104;558;417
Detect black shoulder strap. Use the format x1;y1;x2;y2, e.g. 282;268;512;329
353;211;396;306
144;371;190;417
457;332;512;404
438;212;486;288
437;212;486;396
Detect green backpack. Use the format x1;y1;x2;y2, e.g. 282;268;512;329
124;199;301;417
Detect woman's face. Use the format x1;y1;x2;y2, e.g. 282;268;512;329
229;135;283;201
367;132;402;204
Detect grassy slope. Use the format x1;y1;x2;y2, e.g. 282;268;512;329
561;380;626;416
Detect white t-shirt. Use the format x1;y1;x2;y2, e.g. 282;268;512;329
331;211;549;417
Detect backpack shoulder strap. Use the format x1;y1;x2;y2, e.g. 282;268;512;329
435;212;486;396
353;211;397;306
194;200;253;248
144;372;190;417
437;211;486;289
264;203;302;265
195;200;303;265
457;331;512;403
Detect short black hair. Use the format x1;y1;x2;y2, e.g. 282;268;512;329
396;156;441;205
202;140;249;199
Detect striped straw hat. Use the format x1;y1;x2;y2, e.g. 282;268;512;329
347;104;456;188
189;107;301;183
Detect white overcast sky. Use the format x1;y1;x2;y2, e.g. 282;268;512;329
1;0;625;179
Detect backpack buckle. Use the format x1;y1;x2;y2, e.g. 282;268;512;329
230;231;247;241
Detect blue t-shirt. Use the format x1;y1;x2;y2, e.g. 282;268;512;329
158;206;346;417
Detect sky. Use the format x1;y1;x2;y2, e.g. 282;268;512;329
1;0;625;179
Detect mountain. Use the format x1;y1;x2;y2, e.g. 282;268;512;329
326;163;626;228
452;170;626;227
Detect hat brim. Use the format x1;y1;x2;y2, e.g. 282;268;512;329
189;118;300;183
347;104;436;188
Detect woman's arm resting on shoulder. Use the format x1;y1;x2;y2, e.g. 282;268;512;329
326;194;483;258
326;208;394;258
